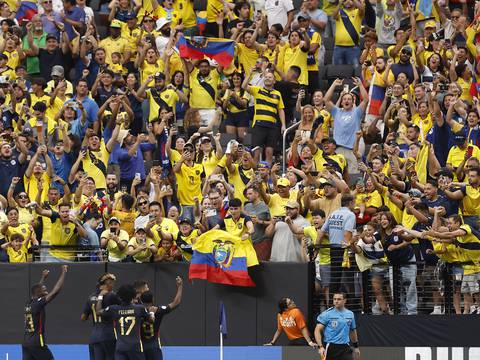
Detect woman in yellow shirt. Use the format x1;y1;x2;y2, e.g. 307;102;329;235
449;56;473;104
197;133;223;179
135;45;163;86
279;29;310;86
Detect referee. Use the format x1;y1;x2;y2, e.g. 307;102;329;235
314;292;360;360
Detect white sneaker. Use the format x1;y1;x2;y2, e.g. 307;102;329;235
470;305;478;314
430;306;442;315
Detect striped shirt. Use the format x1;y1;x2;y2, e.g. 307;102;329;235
250;86;284;128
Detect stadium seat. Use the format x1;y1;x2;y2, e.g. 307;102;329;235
326;64;354;80
324;50;333;65
194;0;207;11
243;133;253;147
317;66;327;80
323;37;335;51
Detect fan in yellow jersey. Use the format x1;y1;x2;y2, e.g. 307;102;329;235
176;217;201;261
100;217;130;262
259;177;298;218
332;0;364;66
23;146;53;205
34;202;88;262
147;201;179;247
1;207;32;244
1;232;36;263
72;125;120;190
214;198;255;242
137;72;188;122
297;16;321;93
173;143;205;222
185;59;223;126
198;134;223;179
224;147;255;203
173;0;197;34
278;29;310;86
243;71;286;165
98;20;131;65
126;226;158;263
235;29;263;78
135;45;163;86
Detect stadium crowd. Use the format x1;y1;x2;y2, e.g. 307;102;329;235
0;0;479;315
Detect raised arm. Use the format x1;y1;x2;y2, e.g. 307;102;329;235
168;276;183;310
45;265;68;303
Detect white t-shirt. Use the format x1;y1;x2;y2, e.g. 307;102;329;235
264;0;294;29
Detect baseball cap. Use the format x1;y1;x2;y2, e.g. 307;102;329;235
110;19;123;28
401;46;412;55
32;102;47;112
276;178;291;187
154;72;166;80
135;225;146;232
258;161;270;169
408;188;423;198
156;17;171;30
297;14;310;21
184;143;194;151
179;217;193;226
108;217;121;224
51;65;64;77
46;34;58;41
285;200;300;209
424;20;437;29
319;178;335;187
453;133;466;144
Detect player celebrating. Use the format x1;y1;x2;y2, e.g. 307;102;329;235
96;284;154;359
81;273;120;360
314;292;360;360
140;276;184;360
23;266;68;360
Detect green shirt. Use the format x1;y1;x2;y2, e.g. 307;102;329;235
22;32;47;75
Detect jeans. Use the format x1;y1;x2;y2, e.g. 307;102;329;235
332;45;361;67
399;264;418;315
180;205;195;224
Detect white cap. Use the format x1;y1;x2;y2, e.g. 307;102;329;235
156;17;171;31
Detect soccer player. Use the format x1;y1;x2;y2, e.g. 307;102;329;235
314;292;360;360
81;273;120;360
23;266;68;360
96;284;154;360
140;276;184;360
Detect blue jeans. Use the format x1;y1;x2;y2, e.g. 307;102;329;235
399;264;418;315
333;46;361;67
180;205;195;224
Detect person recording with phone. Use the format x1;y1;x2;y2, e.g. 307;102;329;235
100;217;130;262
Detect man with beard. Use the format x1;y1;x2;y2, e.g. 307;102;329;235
388;45;415;83
184;59;223;127
81;273;120;360
106;173;119;201
225;146;254;203
99;19;131;65
137;72;188;123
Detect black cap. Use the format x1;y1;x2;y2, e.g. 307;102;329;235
453;132;466;144
46;34;58;41
154;72;166;80
32;102;47;112
179;217;193;226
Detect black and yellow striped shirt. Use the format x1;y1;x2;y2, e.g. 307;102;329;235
250;86;284;128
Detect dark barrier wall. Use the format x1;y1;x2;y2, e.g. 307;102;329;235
0;262;312;345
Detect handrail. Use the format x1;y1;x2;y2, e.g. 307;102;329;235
282;121;300;174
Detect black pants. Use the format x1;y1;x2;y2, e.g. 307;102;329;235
326;343;353;360
91;340;116;360
330;247;345;295
22;345;54;360
114;350;145;360
144;347;163;360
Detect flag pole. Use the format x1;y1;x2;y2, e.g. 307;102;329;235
220;324;224;360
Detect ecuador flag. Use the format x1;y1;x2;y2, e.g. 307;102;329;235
177;36;235;68
189;229;258;287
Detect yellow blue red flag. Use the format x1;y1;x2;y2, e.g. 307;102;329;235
189;230;258;287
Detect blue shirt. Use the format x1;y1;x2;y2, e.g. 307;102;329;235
331;106;364;149
321;207;356;247
117;143;156;180
41;13;63;38
71;96;99;128
64;6;86;40
317;307;356;345
48;151;74;194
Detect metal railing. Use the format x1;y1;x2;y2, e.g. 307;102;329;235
282;121;300;174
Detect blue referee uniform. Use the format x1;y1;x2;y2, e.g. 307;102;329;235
316;307;357;360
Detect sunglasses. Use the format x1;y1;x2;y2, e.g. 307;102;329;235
43;0;52;3
18;194;28;199
138;201;148;206
401;49;412;55
144;19;154;23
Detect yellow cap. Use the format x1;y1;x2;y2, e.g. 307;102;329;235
424;20;437;29
276;178;291;187
110;19;123;28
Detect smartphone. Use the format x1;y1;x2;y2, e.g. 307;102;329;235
135;172;141;180
467;146;474;157
343;84;349;93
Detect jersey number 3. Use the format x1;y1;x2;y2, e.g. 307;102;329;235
119;316;136;336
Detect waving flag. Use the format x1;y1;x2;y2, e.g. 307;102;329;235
16;1;37;22
417;0;432;17
470;74;480;99
177;36;235;67
366;73;385;117
189;230;258;287
196;11;207;36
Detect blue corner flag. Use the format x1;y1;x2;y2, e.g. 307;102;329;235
219;301;227;339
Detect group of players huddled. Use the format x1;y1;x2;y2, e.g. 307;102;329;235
23;266;183;360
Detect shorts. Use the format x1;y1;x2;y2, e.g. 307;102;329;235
22;345;54;360
325;343;353;360
144;347;163;360
251;125;280;149
315;263;331;286
452;265;464;284
91;340;116;360
224;112;250;128
114;350;145;360
461;274;480;294
371;265;389;277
